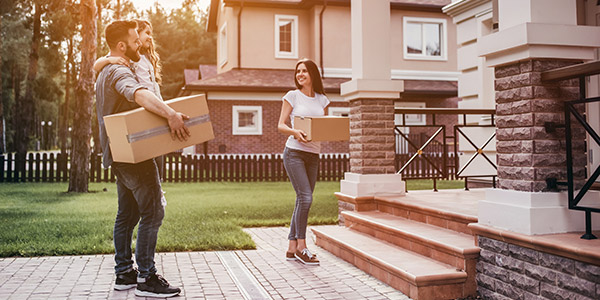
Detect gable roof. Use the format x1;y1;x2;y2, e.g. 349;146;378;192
207;0;451;32
183;68;457;96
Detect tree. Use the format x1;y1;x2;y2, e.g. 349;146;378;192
14;0;41;169
69;0;96;192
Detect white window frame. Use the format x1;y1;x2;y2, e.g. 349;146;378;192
403;17;447;61
395;102;426;126
274;14;298;59
328;107;350;117
219;23;228;67
232;105;263;135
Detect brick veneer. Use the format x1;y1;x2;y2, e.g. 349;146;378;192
349;99;396;174
494;59;586;192
200;100;350;154
476;236;600;300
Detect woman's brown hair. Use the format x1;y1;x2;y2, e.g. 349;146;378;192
135;19;162;84
294;58;325;95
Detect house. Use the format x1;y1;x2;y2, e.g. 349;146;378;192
303;0;600;299
179;0;460;155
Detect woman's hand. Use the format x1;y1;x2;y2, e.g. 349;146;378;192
108;56;130;67
292;129;308;143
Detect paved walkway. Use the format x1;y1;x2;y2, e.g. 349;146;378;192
0;227;409;300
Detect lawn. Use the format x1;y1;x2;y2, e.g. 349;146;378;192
0;179;463;257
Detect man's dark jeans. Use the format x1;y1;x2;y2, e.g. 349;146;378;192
111;159;164;279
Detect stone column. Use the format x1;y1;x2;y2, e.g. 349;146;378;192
477;0;600;234
494;59;586;192
338;0;404;199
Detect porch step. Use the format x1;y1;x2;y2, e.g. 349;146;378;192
374;193;479;235
312;225;470;300
342;210;479;270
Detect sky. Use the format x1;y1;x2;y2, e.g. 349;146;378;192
130;0;212;12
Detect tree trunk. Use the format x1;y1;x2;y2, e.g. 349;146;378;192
92;0;102;154
0;14;4;153
11;62;20;152
60;38;73;156
15;1;41;155
69;0;97;192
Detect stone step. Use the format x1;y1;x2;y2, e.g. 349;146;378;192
374;193;479;235
312;225;471;300
342;210;479;270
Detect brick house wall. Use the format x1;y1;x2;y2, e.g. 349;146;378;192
198;99;350;154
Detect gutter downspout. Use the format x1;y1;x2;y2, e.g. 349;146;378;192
319;1;327;77
238;0;244;68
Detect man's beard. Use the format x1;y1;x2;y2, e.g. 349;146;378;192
125;44;140;62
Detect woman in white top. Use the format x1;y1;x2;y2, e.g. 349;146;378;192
277;58;330;265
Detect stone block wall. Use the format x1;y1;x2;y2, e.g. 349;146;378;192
349;99;396;174
476;236;600;300
494;59;587;192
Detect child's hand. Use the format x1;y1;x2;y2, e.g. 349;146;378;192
108;56;130;67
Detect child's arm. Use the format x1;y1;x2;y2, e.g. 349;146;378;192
93;56;130;73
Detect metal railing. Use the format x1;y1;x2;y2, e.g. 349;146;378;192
394;108;497;191
542;60;600;240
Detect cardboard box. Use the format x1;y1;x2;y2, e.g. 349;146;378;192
293;116;350;141
104;94;214;164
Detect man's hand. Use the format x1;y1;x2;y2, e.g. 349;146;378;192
167;112;191;142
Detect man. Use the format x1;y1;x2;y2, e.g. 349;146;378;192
96;20;188;298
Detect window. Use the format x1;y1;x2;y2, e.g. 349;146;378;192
403;17;447;61
232;106;262;135
394;102;426;126
219;23;228;67
328;107;350;117
275;15;298;59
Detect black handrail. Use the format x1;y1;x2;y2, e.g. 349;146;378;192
542;60;600;240
394;108;496;191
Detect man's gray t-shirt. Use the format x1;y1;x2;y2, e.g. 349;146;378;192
95;64;146;168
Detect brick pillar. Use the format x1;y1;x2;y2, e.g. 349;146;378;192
349;99;396;174
494;59;587;193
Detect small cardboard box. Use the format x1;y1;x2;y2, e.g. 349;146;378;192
293;116;350;141
104;94;214;164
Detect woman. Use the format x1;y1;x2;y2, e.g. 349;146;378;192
277;58;329;265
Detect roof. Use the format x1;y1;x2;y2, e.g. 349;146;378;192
184;68;457;96
208;0;450;32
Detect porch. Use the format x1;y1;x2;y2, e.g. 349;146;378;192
312;188;600;300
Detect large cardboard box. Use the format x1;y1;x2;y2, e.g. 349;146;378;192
104;94;214;164
293;116;350;141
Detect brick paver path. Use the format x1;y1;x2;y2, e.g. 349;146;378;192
0;226;409;299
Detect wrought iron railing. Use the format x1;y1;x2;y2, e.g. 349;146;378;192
542;60;600;240
394;108;496;191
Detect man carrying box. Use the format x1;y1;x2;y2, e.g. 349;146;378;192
95;20;188;298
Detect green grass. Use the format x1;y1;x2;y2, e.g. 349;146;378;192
0;181;340;257
0;179;463;257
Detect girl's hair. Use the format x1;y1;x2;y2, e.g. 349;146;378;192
135;19;162;84
294;58;325;95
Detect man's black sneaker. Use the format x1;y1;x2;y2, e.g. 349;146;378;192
134;273;181;298
114;268;138;290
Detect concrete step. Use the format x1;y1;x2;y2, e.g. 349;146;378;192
312;225;472;300
374;192;479;235
343;210;479;269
